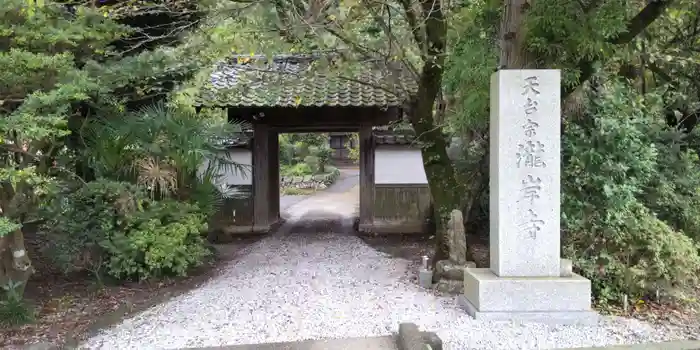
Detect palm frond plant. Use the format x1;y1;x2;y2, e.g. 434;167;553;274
84;101;250;215
135;156;178;199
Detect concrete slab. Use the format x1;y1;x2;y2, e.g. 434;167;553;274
187;335;398;350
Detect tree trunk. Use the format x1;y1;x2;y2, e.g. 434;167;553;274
0;229;33;298
405;0;471;277
459;146;489;265
499;0;536;69
411;116;465;271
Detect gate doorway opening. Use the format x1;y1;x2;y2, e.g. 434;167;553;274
278;132;360;233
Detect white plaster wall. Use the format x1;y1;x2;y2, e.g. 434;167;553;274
199;148;253;188
374;145;428;184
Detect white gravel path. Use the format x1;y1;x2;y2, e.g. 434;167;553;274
81;190;686;350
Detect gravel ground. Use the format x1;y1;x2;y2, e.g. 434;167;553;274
81;188;689;350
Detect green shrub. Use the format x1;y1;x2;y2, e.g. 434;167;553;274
304;155;320;173
642;125;700;243
322;166;340;184
309;145;333;172
281;163;313;176
101;199;210;280
0;280;34;327
279;135;296;165
41;180;210;281
562;84;700;304
293;142;310;160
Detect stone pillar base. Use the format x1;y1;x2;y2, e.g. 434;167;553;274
459;268;598;325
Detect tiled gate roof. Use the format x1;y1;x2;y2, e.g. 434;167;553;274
194;54;415;108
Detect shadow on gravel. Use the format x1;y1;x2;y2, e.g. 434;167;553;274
358;234;434;261
286;209;356;241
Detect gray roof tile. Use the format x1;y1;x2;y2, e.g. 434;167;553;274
195;55;415;108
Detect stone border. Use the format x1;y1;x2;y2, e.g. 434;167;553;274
280;166;341;190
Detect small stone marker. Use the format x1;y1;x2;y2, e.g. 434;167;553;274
447;209;467;265
418;255;433;288
434;209;475;293
459;69;596;325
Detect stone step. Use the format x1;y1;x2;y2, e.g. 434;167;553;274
188;335;398;350
561;340;700;350
182;323;440;350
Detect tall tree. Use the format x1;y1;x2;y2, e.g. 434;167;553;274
0;0;202;297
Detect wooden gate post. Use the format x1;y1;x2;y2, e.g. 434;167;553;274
268;130;280;223
252;124;271;232
359;124;375;232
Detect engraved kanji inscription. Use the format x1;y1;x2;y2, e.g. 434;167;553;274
518;175;542;205
524;98;538;115
522;119;539;137
522;76;540;96
516;140;546;168
518;209;545;239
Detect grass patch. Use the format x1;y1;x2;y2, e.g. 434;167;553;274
281;187;316;196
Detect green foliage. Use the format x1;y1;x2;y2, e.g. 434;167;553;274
293;142;311;160
0;0;203;288
0;0;130;298
322;166;341;185
0;280;34;327
84;102;247;215
279;133;333;173
640;128;700;243
281;187;314;195
308;145;332;173
441;0;700;308
4;0;697;314
101;199;210;280
303;155;320;173
344;133;359;162
41;179;210;281
286;133;328;147
279;135;297;165
444;0;498;134
281;163;313;177
40;180;144;276
0;218;22;238
441;0;497;221
0;1;106;226
562;83;700;304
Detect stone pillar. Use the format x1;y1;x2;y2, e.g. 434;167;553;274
252;124;271;232
490;70;561;277
268;131;280;223
459;69;596;325
358;124;375;231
